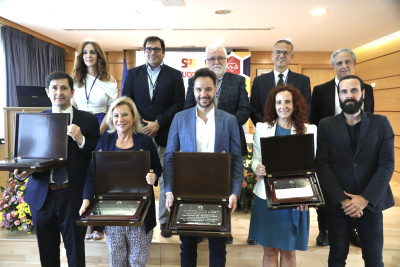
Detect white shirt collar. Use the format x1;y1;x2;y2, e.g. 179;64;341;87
196;106;215;120
146;62;164;72
273;68;289;85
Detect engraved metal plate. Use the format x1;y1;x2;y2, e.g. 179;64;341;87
274;178;314;199
176;204;222;225
90;200;140;216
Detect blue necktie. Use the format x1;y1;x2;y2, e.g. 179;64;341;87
53;165;67;186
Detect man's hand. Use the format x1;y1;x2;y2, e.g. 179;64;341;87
166;192;174;212
142;119;160;137
229;194;238;215
79;199;90;215
341;191;368;218
13;169;33;180
67;124;84;145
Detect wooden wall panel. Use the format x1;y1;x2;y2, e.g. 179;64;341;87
395;149;400;173
363;76;400;90
395;136;400;149
355;52;400;81
250;51;332;65
374;89;400;112
376;112;400;134
392;171;400;184
354;34;400;63
302;68;336;92
65;51;75;77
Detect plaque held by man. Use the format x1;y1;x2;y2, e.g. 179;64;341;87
166;152;232;237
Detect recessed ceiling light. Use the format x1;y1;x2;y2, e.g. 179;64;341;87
215;9;232;15
134;11;141;15
309;8;328;15
214;38;225;43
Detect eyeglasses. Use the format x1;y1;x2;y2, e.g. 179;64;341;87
206;56;227;62
273;50;292;56
145;47;162;54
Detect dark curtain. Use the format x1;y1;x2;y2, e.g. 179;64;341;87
1;27;65;107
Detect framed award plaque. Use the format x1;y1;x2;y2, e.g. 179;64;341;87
0;113;69;173
165;152;232;237
76;150;152;227
261;134;325;210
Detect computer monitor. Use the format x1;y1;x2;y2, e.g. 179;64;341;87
16;86;51;107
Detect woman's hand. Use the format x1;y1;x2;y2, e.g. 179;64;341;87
80;199;90;215
146;169;156;185
296;204;309;212
166;193;174;212
255;164;266;178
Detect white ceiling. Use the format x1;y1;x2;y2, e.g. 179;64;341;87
0;0;399;52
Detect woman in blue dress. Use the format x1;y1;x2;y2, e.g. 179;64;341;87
248;85;317;267
80;96;162;266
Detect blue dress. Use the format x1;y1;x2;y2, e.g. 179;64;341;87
248;125;310;251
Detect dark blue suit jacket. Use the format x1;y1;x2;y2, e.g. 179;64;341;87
184;72;250;126
316;111;395;212
83;132;162;233
250;69;311;125
122;64;185;147
25;107;100;210
163;107;243;197
310;78;375;126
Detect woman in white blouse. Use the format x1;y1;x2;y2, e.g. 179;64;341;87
249;85;317;267
72;41;118;135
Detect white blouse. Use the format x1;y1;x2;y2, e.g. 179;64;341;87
251;122;317;200
73;74;118;114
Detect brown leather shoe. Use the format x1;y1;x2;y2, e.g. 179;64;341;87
247;238;258;245
160;223;172;238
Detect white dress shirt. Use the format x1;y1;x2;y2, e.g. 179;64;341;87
195;107;216;152
147;62;163;100
273;68;289;87
49;105;85;184
334;76;364;115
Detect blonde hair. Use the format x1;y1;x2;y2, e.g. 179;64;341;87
106;97;142;134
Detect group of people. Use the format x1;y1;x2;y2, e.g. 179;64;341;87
12;35;394;267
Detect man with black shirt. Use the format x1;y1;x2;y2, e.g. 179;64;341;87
316;75;394;267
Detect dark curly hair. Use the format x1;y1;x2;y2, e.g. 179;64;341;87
73;41;110;87
263;85;308;134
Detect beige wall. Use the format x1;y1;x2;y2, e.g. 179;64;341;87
353;34;400;183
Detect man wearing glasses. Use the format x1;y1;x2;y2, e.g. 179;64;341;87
122;36;185;238
250;39;311;125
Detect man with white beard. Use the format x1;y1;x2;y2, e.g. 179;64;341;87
183;43;250;244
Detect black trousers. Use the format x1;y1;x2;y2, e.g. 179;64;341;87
324;208;384;267
31;187;86;267
180;235;226;267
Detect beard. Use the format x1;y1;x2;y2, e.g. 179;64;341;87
196;96;215;108
339;97;363;115
211;64;226;76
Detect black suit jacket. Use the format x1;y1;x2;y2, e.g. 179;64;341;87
250;69;311;125
310;78;375;126
122;64;185;147
24;107;100;210
316;111;395;213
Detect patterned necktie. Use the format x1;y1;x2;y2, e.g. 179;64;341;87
53;165;67;186
277;73;284;87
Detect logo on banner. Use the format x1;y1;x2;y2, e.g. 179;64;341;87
182;59;197;68
227;57;241;75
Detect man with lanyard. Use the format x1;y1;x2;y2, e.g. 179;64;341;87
14;72;100;267
310;48;374;247
164;68;243;267
122;36;185;237
250;39;311;125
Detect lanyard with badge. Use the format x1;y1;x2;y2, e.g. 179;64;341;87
84;74;99;107
147;65;163;98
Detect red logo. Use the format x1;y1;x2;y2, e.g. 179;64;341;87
227;57;241;74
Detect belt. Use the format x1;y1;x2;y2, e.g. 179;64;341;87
49;182;69;190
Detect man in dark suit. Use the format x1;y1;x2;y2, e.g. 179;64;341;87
316;75;394;267
250;39;311;125
310;48;375;247
165;68;243;267
122;36;185;237
14;72;100;267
